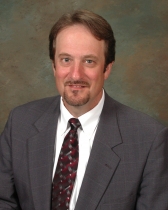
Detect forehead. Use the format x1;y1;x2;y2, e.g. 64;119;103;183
56;24;97;40
55;24;106;57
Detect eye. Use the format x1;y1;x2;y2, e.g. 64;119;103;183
62;58;70;62
59;57;72;66
84;59;96;67
85;59;93;64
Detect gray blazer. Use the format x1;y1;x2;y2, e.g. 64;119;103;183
0;93;168;210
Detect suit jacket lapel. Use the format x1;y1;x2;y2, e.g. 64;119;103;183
28;97;60;210
75;93;122;210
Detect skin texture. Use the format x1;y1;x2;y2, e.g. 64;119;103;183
52;24;113;117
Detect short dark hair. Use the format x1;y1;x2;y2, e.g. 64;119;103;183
49;10;116;66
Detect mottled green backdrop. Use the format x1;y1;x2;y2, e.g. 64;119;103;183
0;0;168;132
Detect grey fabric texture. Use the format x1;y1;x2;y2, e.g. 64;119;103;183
0;93;168;210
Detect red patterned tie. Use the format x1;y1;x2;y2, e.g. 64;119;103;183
51;118;81;210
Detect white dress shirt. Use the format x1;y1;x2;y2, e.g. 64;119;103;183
52;91;105;210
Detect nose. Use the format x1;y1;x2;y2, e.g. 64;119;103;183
69;61;84;80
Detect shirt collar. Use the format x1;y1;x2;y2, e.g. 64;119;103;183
78;91;104;136
59;90;105;135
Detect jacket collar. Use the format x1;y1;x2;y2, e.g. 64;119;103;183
28;96;60;210
75;92;123;210
27;93;123;210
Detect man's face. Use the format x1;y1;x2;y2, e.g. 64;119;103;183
52;24;113;114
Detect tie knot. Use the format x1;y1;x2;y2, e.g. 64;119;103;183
69;118;81;130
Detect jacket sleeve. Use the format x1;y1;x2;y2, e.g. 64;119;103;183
136;127;168;210
0;111;21;209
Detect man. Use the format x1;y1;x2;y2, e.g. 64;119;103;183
0;10;168;210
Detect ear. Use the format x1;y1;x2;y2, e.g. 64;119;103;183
104;61;114;80
52;61;56;76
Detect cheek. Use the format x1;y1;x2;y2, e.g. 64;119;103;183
54;62;69;79
85;65;105;81
55;69;67;80
88;72;104;82
55;72;65;90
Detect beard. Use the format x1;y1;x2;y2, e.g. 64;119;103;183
63;90;90;106
63;80;90;106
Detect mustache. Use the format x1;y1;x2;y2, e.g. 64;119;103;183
64;80;90;86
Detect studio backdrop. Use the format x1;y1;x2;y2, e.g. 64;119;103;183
0;0;168;132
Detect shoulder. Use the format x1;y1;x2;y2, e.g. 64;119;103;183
103;93;168;150
104;93;165;131
12;95;60;114
8;95;61;125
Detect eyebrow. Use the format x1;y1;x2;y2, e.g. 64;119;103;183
58;53;72;58
83;54;98;61
58;53;99;61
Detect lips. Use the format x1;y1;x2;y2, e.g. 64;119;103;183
68;85;86;90
69;85;85;88
64;81;89;88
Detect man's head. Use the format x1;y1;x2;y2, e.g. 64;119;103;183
49;10;116;117
49;10;116;68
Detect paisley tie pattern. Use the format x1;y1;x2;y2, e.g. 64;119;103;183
52;118;81;210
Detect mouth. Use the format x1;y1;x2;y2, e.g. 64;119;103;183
65;81;89;89
67;85;86;91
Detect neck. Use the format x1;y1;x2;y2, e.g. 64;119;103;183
63;98;102;118
63;103;92;118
